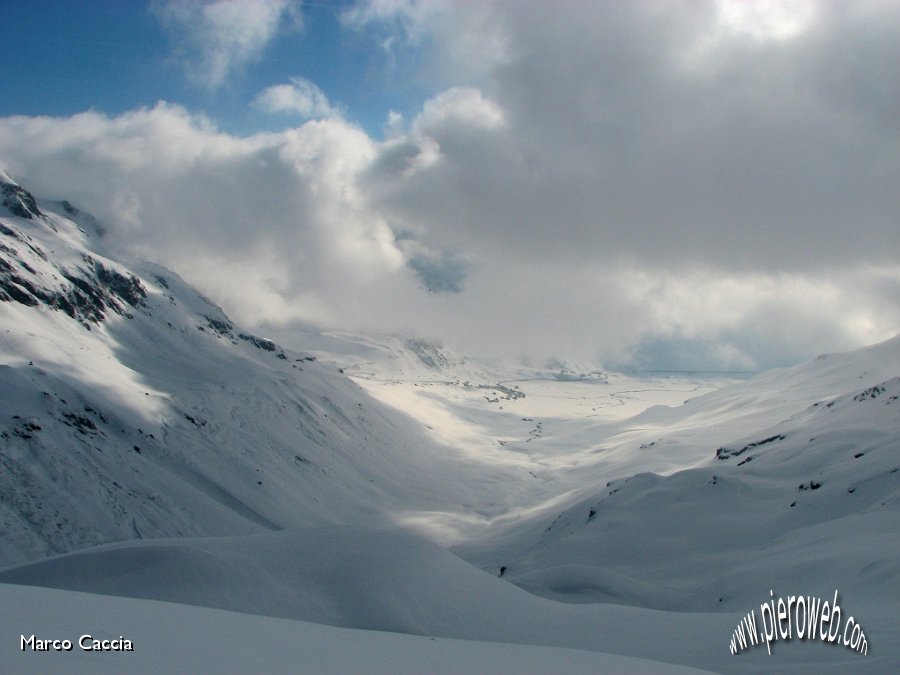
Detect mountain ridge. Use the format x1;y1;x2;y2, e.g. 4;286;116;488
0;177;512;567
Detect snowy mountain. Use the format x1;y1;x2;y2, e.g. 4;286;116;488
456;336;900;613
1;173;897;673
0;174;509;567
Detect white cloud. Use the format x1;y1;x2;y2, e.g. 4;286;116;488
607;266;900;370
383;110;405;138
714;0;818;42
414;87;505;134
341;0;447;45
2;1;899;371
155;0;302;89
0;104;411;328
366;1;900;269
253;77;343;119
1;96;897;370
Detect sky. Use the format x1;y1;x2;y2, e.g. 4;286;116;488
0;0;898;371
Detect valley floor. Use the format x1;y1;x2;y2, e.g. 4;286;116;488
4;342;898;673
3;173;897;674
347;367;739;544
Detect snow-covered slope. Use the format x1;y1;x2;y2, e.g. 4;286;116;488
2;525;894;673
451;336;900;668
1;583;716;675
2;173;897;672
0;175;520;567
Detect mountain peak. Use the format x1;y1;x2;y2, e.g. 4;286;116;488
1;174;43;220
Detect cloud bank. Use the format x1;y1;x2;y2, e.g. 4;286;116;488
1;0;898;370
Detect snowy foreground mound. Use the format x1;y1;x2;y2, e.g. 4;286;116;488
1;529;729;665
1;176;898;672
2;583;713;675
1;525;895;673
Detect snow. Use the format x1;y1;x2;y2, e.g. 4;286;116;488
2;583;714;674
1;183;898;673
2;525;894;672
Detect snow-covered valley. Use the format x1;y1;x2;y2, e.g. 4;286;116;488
1;175;897;673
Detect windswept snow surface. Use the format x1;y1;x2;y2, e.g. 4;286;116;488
1;583;715;675
2;177;898;673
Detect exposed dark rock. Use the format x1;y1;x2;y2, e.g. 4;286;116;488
1;182;43;219
61;412;98;435
716;434;785;460
854;384;886;402
0;224;147;324
237;333;287;360
238;333;277;351
95;263;146;307
11;419;42;440
184;414;207;428
205;316;234;336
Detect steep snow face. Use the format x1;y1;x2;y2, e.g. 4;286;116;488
0;180;529;567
